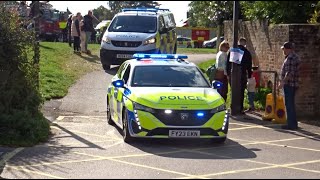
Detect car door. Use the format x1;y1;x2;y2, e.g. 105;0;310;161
114;63;131;125
110;62;128;123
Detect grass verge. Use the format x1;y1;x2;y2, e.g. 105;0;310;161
177;47;217;54
39;42;101;100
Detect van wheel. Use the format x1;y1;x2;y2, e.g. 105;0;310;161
103;64;110;71
122;109;133;143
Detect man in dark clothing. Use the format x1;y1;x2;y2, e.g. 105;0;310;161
83;10;98;53
226;37;253;114
67;14;73;47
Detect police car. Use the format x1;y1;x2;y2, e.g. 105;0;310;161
107;54;229;143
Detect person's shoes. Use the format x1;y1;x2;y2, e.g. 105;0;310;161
281;125;298;130
244;108;255;113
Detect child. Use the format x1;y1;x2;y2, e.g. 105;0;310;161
247;76;256;111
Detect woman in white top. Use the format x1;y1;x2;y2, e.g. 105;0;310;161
214;41;230;101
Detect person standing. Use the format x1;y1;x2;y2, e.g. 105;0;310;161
215;41;230;101
227;37;253;114
278;42;300;130
71;13;81;53
67;14;73;47
79;15;86;53
83;10;99;54
246;76;256;112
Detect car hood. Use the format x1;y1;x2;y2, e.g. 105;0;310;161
105;32;155;41
127;87;224;109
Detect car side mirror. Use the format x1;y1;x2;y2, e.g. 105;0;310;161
212;80;223;89
112;79;125;88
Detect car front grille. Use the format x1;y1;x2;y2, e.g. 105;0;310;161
111;40;142;47
152;109;214;126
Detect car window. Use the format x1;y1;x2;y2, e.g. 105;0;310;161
131;65;210;87
122;64;131;84
117;62;128;79
108;15;157;33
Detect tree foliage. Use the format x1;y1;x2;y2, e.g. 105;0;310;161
187;1;234;27
308;1;320;24
240;1;318;24
0;6;49;146
108;1;160;14
93;5;114;21
188;1;319;26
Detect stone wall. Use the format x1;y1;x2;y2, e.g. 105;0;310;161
224;20;320;118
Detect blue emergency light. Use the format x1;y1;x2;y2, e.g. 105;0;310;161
133;53;188;60
122;8;170;13
196;112;205;117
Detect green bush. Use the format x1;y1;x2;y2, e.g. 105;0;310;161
0;7;49;146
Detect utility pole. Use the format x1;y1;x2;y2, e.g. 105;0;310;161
230;1;241;115
32;1;40;89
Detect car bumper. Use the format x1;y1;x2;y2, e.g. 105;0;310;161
100;48;159;65
127;109;229;139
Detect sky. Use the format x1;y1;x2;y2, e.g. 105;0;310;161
42;1;191;24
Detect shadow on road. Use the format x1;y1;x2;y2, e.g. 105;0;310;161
233;114;320;142
111;124;257;160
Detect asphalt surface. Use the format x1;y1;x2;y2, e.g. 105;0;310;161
1;53;320;179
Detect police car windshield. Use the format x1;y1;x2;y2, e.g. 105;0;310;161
108;16;157;33
131;66;210;87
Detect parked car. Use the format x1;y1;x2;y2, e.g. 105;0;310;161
203;36;224;48
177;36;193;48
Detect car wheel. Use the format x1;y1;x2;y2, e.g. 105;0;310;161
103;64;110;71
122;109;133;143
212;137;226;144
106;98;114;125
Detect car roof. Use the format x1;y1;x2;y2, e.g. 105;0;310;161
126;58;196;68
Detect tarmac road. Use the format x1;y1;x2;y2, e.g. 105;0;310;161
1;53;320;179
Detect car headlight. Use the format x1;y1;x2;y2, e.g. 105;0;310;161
102;36;111;44
134;102;155;113
143;37;156;45
210;104;226;114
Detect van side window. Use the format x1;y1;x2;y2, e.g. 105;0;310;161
159;16;165;32
169;14;176;27
163;14;171;30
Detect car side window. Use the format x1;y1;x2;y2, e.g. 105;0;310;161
122;64;131;85
117;63;127;79
163;14;171;30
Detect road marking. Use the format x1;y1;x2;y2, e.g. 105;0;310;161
0;148;24;166
56;116;64;121
6;166;65;179
262;142;320;152
50;125;122;141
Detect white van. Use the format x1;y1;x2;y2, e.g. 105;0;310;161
100;7;177;70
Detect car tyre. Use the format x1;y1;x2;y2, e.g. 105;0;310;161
122;109;133;143
107;98;114;125
103;64;111;71
212;137;226;144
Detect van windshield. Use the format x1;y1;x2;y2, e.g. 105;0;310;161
108;15;157;33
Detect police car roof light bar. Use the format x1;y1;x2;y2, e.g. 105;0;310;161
133;53;188;60
122;8;158;13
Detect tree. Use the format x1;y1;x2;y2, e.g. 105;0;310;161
187;1;234;28
93;5;114;21
308;1;320;24
241;1;319;24
108;1;160;14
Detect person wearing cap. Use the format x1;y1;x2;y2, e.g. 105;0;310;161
278;42;301;130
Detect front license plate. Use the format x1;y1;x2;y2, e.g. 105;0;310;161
116;54;133;59
169;130;200;138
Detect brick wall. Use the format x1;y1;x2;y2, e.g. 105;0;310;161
224;20;320;118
